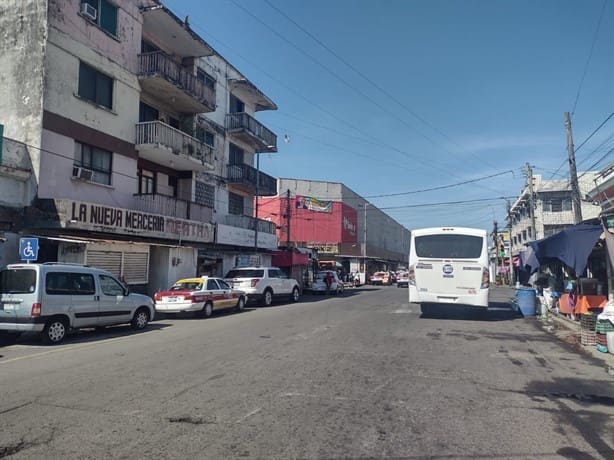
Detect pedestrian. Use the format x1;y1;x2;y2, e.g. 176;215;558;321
325;271;333;295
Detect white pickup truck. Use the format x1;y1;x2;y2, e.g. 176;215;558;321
224;266;301;306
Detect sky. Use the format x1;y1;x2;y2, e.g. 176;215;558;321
164;0;614;232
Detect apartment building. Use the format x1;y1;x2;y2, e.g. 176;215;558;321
259;179;410;284
0;0;279;295
509;173;601;255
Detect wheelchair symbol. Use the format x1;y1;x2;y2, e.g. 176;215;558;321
23;242;35;257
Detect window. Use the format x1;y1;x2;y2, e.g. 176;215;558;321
229;143;244;165
195;181;214;208
542;195;572;212
195;126;215;147
74;141;112;185
139;102;159;123
138;169;155;194
206;279;220;290
0;269;36;294
522;230;527;241
228;192;244;215
197;68;216;90
82;0;118;37
45;273;95;295
218;279;231;290
414;234;484;259
99;274;125;296
78;61;113;109
229;94;245;113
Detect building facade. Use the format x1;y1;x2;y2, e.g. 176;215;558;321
0;0;279;295
258;179;410;283
509;173;601;255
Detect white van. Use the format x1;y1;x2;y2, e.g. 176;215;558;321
0;263;155;344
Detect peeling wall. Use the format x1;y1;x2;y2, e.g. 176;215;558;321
0;0;49;181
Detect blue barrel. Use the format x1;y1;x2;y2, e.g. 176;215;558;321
516;288;537;316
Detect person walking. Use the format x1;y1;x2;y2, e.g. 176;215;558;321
325;271;333;295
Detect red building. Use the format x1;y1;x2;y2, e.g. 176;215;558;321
258;194;358;252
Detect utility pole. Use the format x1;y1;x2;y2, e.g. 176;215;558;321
507;200;514;286
254;152;260;251
525;162;537;239
493;220;498;284
286;189;291;248
362;202;368;284
564;112;583;224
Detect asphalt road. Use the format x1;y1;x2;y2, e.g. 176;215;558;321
1;286;613;459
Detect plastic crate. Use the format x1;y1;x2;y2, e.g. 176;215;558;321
596;333;608;347
581;314;598;331
581;329;597;346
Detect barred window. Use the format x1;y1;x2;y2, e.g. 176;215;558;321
228;192;244;215
195;181;214;208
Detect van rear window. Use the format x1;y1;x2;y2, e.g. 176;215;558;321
414;234;484;259
0;269;37;294
225;269;264;278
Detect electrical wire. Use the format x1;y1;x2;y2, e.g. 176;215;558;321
571;0;607;117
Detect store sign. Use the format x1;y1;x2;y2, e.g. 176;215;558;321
295;195;332;213
56;200;214;243
306;242;339;254
216;223;277;249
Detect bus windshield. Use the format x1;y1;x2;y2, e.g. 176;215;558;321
414;234;484;259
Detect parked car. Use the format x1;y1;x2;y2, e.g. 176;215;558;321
0;263;154;345
154;276;246;317
396;271;409;288
311;270;344;295
370;271;391;285
224;267;301;306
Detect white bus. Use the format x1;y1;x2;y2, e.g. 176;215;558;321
408;227;490;308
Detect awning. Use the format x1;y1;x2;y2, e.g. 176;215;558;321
523;223;603;276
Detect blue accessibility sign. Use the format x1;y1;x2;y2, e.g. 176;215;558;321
19;237;39;261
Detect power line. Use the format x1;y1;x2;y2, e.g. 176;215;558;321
228;0;499;173
262;0;462;151
377;196;516;211
571;0;608;117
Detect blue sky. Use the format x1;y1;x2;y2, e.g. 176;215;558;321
165;0;614;231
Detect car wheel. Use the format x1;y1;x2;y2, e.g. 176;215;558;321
202;301;213;318
41;317;68;345
263;289;273;307
291;287;300;302
235;296;245;312
131;307;150;330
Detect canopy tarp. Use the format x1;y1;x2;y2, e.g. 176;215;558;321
523;223;603;276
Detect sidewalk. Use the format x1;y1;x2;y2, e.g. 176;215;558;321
495;285;614;371
538;310;614;371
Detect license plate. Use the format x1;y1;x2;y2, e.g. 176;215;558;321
166;297;178;302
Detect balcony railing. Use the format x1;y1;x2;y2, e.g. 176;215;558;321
133;193;213;222
225;112;277;152
226;163;277;196
138;51;216;112
223;214;276;234
136;121;214;167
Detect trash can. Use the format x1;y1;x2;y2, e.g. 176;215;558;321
516;287;537;316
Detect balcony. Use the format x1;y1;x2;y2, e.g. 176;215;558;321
136;121;214;171
225;113;277;153
133;193;213;223
223;214;277;235
138;52;216;114
226;163;277;196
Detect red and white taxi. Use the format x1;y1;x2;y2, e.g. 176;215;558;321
154;277;246;317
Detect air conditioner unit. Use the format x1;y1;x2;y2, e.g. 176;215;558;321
72;166;94;181
80;3;97;21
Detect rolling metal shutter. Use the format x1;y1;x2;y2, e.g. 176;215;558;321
86;250;149;284
122;252;149;284
86;250;122;276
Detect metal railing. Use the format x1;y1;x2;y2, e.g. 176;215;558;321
135;121;214;166
226;163;277;196
225;112;277;151
138;51;216;110
223;214;276;234
133;193;213;222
